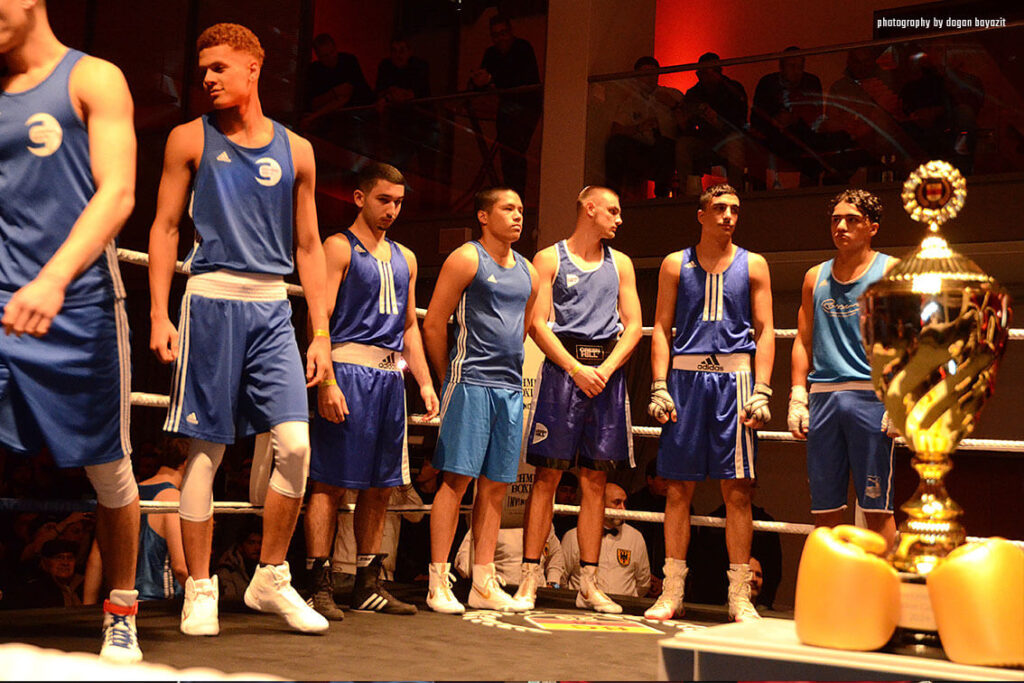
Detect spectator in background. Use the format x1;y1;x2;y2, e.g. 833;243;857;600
751;46;825;186
562;483;650;598
454;525;563;588
553;470;579;539
375;37;437;172
627;459;668;591
5;539;83;609
303;33;375;150
215;520;263;603
469;15;542;197
900;50;952;160
679;52;749;188
605;56;681;200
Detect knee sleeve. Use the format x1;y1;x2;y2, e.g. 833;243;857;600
179;440;225;522
85;454;138;509
268;421;309;499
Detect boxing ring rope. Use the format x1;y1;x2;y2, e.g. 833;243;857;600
102;249;1024;545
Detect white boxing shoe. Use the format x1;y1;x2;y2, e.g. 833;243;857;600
244;562;329;633
181;576;219;636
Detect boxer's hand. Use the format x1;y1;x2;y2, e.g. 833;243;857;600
648;379;677;424
571;364;606;398
420;383;440;420
318;382;349;423
927;538;1024;666
880;410;900;438
788;385;809;439
305;336;332;387
3;274;65;337
150;315;180;364
795;525;900;651
741;382;772;429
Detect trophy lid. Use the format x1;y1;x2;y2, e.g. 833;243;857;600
874;235;999;296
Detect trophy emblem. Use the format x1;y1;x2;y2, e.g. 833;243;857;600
860;160;1011;577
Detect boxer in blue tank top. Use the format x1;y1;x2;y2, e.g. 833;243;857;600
422;187;538;615
133;447;188;601
516;186;643;613
0;2;141;661
147;23;330;637
302;163;438;619
789;189;897;547
646;184;774;624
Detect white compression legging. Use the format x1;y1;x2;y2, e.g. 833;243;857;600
178;420;310;522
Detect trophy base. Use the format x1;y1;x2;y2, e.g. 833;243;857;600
889;572;943;652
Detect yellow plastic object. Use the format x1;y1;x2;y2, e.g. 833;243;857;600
927;538;1024;667
795;526;900;651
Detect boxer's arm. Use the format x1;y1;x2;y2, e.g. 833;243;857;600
651;252;682;382
423;244;477;380
748;252;775;387
599;249;643;375
399;245;439;418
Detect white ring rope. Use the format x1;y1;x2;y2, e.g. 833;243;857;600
117;249;1024;340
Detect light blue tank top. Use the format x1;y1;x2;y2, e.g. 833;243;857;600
810;252;892;383
0;49;124;305
136;482;184;601
184;114;295;275
672;246;756;356
447;242;532;390
330;230;409;351
550;240;621;340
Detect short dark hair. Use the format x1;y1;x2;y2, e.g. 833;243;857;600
489;14;512;30
699;183;739;209
829;188;883;225
634;55;660;70
357;162;406;193
313;33;335;48
474;186;518;214
645;459;659;478
197;23;265;65
558;471;579;489
158;437;189;470
698;52;721;64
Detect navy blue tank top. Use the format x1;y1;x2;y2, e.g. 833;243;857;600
0;49;124;305
448;242;532;390
672;246;756;356
136;482;183;601
550;240;621;340
184;115;295;275
330;230;409;351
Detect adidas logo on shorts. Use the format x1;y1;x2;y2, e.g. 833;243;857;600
378;353;398;371
696;354;724;372
532;423;548;444
186;412;199;425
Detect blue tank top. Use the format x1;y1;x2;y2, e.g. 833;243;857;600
330;230;409;351
672;246;756;356
448;242;532;390
135;481;184;601
184;114;295;275
0;49;124;305
550;240;621;340
810;252;892;383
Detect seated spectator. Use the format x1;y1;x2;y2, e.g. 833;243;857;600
553;470;579;540
751;46;825;186
454;525;563;588
562;483;650;598
6;539;83;609
375;36;437;171
686;483;782;609
302;33;375;149
330;483;424;600
215;520;262;602
900;50;952;160
626;459;667;588
605;56;681;199
678;52;749;188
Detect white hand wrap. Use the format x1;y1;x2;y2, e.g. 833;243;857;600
880;410;898;437
788;385;809;434
648;380;675;421
742;382;773;424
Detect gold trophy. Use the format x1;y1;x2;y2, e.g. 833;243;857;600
859;161;1012;640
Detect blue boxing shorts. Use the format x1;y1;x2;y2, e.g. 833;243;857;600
433;380;523;483
524;357;634;472
310;343;409;489
807;382;894;513
657;353;757;481
0;293;131;468
164;271;308;443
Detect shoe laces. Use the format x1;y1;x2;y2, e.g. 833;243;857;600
103;615;137;650
432;570;458;601
520;565;542;592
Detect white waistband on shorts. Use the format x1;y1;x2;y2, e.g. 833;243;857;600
186;269;288;301
331;342;402;372
809;380;874;394
672;353;751;373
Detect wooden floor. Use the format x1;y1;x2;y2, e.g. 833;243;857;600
0;586;772;680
